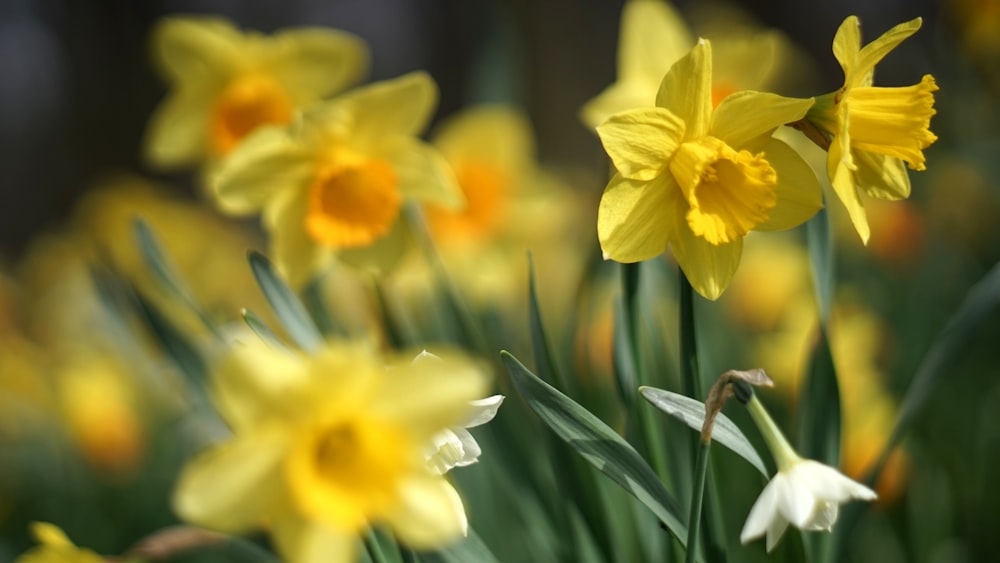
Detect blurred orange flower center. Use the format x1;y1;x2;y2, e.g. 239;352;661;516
306;156;401;248
426;160;507;243
210;75;293;155
287;414;410;529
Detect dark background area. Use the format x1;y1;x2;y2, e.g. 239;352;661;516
0;0;942;260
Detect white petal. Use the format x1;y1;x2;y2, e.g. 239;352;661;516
741;477;780;544
765;515;790;553
463;395;504;427
780;469;818;528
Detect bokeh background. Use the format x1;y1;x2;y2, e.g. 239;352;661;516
1;1;999;562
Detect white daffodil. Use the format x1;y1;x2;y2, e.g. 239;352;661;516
426;394;504;474
740;394;876;552
412;351;503;474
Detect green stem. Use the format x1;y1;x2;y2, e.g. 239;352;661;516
685;439;711;563
746;395;800;471
678;272;700;399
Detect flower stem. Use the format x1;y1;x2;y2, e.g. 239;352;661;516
685;439;711;563
746;395;801;471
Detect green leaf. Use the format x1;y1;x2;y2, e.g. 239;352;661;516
639;386;768;477
241;308;287;350
528;252;568;391
806;207;834;324
248;251;323;353
502;351;687;545
133;218;221;338
796;326;841;467
134;291;206;386
416;528;499;563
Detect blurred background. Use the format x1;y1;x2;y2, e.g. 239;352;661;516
1;0;998;562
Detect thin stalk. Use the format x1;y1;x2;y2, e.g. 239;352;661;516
685;440;711;563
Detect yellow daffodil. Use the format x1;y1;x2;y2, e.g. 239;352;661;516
16;522;104;563
597;40;822;299
805;16;938;243
173;340;488;563
582;0;801;129
144;16;369;168
211;72;463;288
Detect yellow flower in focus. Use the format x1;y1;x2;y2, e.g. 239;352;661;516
581;0;802;128
173;341;488;563
16;522;104;563
597;40;822;299
806;16;938;243
212;72;463;288
144;16;369;168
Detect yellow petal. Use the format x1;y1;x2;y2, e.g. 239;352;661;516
211;340;311;431
143;86;214;168
596;108;686;180
172;427;287;533
343;72;437;150
618;0;692;84
755;139;823;231
379;136;464;209
265;188;332;288
581;79;659;130
271;507;356;563
711;31;781;94
266;28;370;101
151;16;242;82
670;219;743;301
598;173;679;263
711;92;814;151
656;39;712;140
832;16;862;83
30;522;72;547
374;352;489;435
433;106;534;176
854;18;922;87
212;126;315;215
828;141;871;243
853;151;910;200
336;213;412;274
384;475;468;549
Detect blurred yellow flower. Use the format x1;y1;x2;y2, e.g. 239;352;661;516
806;16;938;243
56;354;145;476
582;0;804;128
597;40;822;299
144;16;369;168
212;72;463;288
16;522;104;563
173;341;488;563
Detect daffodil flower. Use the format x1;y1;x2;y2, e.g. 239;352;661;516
173;341;489;563
144;16;369;168
426;395;504;474
596;40;822;299
16;522;104;563
211;72;464;287
806;16;938;243
740;394;876;552
581;0;796;129
411;350;502;474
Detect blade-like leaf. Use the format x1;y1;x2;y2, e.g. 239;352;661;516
639;386;768;477
797;326;841;467
806;206;834;324
502;351;687;545
416;528;499;563
134;218;221;338
240;308;287;350
247;251;323;353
